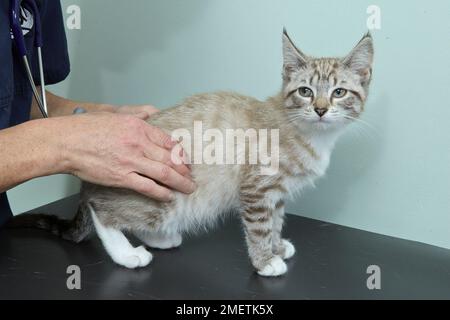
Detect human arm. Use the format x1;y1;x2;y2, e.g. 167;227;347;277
30;89;158;118
0;113;195;201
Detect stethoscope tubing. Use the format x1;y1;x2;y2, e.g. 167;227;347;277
10;0;48;118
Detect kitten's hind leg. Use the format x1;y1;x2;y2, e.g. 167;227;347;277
89;204;152;269
134;229;182;250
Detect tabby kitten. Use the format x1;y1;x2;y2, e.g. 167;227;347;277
12;30;373;277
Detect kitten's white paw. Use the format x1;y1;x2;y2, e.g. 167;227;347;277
115;246;153;269
118;255;141;269
281;239;296;260
134;246;153;267
257;256;287;277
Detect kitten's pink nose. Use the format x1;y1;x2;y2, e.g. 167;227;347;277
314;107;328;117
314;97;329;117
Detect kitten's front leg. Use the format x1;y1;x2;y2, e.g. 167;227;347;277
272;200;296;260
240;197;287;277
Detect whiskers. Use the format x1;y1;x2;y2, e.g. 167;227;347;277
286;112;308;125
342;114;380;142
285;107;321;125
285;110;379;143
343;115;376;130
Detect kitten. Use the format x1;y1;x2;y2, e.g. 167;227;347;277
9;30;373;277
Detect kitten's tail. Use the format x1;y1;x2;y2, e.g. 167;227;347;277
6;204;94;243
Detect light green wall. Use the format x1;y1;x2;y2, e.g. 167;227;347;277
9;0;450;249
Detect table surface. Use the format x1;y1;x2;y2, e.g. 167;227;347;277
0;195;449;300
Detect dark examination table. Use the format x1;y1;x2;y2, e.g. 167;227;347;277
0;195;449;299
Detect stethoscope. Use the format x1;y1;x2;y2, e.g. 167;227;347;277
10;0;48;118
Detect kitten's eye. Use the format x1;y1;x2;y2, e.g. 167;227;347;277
332;88;347;98
298;87;313;98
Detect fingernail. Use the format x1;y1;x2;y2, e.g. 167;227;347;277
171;136;182;143
190;182;197;192
181;149;190;165
169;137;178;147
179;148;184;157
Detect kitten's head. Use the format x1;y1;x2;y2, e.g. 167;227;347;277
282;29;373;132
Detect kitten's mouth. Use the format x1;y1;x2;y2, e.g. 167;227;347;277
310;117;337;129
315;118;331;123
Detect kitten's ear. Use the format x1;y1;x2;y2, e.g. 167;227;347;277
282;28;308;78
343;32;374;85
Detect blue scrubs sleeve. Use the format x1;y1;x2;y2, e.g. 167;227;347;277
0;0;71;226
0;0;13;118
33;0;71;86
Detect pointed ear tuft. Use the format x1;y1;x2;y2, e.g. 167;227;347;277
282;29;308;78
343;33;374;85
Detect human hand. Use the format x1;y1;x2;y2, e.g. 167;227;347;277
113;105;160;119
57;112;194;201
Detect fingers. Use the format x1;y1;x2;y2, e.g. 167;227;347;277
136;158;196;195
139;105;160;116
117;105;160;117
144;125;177;150
126;173;173;202
141;120;190;166
143;144;191;177
143;125;191;175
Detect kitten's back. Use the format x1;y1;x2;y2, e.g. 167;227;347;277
147;92;275;134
